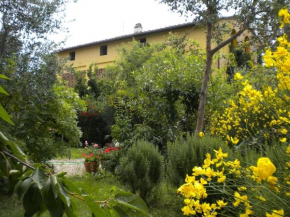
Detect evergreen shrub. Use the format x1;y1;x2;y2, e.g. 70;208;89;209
167;135;232;186
117;140;163;200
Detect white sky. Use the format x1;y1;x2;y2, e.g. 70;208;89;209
53;0;193;48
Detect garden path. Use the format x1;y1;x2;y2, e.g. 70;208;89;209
48;159;84;176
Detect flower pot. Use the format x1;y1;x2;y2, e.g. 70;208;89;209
84;162;98;173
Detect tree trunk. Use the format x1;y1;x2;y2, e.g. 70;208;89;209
195;21;213;134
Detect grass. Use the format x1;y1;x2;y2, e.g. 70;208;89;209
0;194;24;217
54;147;85;160
148;182;184;217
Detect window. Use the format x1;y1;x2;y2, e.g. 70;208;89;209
100;45;107;56
140;38;146;45
69;51;75;61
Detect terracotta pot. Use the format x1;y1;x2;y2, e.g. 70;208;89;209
84;162;98;173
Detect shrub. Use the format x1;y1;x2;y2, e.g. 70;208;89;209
167;135;232;186
177;143;290;217
117;141;163;200
78;109;110;145
101;147;123;173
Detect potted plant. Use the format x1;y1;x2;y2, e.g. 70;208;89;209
82;142;100;173
100;147;123;173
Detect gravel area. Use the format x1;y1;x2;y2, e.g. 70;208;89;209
48;159;85;176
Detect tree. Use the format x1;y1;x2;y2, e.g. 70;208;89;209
159;0;290;133
0;0;85;161
106;39;204;148
0;0;73;62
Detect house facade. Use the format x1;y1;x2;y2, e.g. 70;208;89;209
58;22;251;72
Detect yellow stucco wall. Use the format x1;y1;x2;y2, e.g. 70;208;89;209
58;23;252;71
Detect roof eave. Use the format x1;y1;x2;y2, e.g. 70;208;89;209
58;22;196;53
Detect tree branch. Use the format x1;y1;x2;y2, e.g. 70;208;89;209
211;28;246;55
2;150;35;170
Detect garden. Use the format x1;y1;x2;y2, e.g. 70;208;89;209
0;1;290;217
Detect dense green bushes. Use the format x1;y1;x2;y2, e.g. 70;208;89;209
166;135;232;186
117;141;163;200
1;54;86;162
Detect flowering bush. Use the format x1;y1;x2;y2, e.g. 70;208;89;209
82;141;101;163
178;145;290;216
100;147;123;172
82;153;99;162
178;9;290;217
101;147;122;159
210;9;290;146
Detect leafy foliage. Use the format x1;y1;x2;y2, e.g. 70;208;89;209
117;140;163;200
211;33;290;147
0;74;13;124
0;131;150;217
72;66;112;145
109;39;204;147
0;54;86;162
166;135;231;186
159;0;290;134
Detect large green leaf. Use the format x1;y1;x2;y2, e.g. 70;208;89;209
113;206;130;217
0;86;9;95
45;184;65;217
6;139;27;162
114;191;149;215
0;132;10;148
51;176;59;199
0;74;9;80
64;200;77;217
19;169;33;180
32;168;46;189
15;178;33;200
9;169;20;175
8;169;22;194
84;196;107;217
57;180;70;207
0;132;26;170
0;103;13;125
56;172;67;178
23;184;43;217
42;176;51;197
0;152;10;177
60;178;82;195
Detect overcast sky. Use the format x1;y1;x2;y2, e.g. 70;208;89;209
53;0;193;48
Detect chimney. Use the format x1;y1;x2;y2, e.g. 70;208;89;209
134;23;142;33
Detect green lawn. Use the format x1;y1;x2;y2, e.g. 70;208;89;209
54;147;85;160
0;194;24;217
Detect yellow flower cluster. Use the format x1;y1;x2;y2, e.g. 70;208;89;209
178;147;289;216
285;144;290;197
180;9;289;216
278;8;290;28
210;78;289;145
177;148;240;216
233;191;253;217
249;157;279;191
210;10;290;146
266;209;284;217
